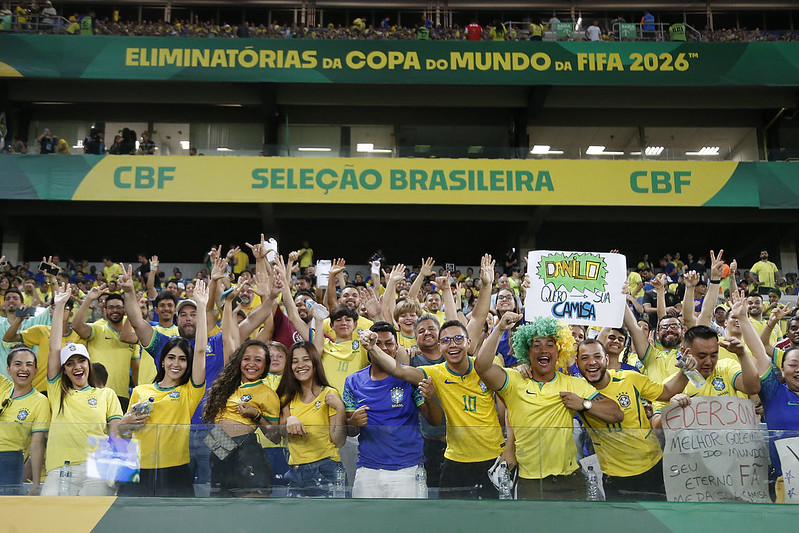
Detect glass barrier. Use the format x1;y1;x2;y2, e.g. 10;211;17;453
1;421;794;502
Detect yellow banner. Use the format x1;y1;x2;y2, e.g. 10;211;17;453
71;157;739;206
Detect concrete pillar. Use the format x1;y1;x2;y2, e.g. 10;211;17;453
2;226;22;264
779;227;798;274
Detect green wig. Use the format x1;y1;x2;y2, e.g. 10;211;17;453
512;316;576;373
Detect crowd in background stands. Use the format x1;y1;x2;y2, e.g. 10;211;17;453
2;3;799;42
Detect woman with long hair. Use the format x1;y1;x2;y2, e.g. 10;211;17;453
117;279;209;496
203;338;280;497
276;340;346;497
0;345;49;495
494;287;525;367
41;283;122;496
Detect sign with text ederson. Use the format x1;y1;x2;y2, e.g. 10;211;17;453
524;250;626;327
661;396;769;503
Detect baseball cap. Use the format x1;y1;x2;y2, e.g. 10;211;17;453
176;299;197;313
60;342;91;365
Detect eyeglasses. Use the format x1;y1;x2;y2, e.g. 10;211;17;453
496;295;514;301
105;305;125;310
440;335;466;346
659;323;681;331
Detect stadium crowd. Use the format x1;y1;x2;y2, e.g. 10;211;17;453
0;241;797;501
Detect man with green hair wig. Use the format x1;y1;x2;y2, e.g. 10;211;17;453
476;312;623;500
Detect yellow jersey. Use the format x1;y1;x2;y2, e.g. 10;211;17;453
0;376;50;452
285;386;341;465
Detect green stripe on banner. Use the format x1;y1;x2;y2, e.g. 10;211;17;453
1;36;799;86
0;154;101;200
702;162;760;207
753;162;799;209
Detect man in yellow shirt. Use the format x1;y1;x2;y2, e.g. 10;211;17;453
749;250;781;290
102;257;124;283
475;314;623;500
72;290;138;411
575;339;691;500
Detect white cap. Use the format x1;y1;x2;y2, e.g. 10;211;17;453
60;342;90;365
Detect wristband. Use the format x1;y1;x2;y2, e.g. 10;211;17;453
252;413;263;423
710;279;721;284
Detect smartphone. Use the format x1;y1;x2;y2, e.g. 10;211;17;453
15;307;36;318
219;287;236;302
38;261;58;276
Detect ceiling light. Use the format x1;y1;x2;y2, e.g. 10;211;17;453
586;145;624;156
530;145;564;155
686;146;720;156
298;147;332;152
645;146;664;156
216;147;233;152
180;141;191;150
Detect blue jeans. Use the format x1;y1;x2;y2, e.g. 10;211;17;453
285;458;345;497
189;427;211;487
0;451;24;495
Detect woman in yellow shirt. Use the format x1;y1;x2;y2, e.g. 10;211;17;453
276;341;346;497
203;338;280;497
117;280;209;497
41;283;122;496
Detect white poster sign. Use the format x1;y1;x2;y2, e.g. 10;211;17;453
661;396;770;503
524;250;626;327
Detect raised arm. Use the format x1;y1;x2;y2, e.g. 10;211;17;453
655;273;667;321
191;280;209;386
2;312;24;344
760;305;793;356
48;282;70;380
206;254;229;334
682;270;699;329
245;233;269;281
624;302;651;360
728;289;769;386
359;329;425;384
467;254;496;348
120;265;154;347
475;311;521;390
146;255;159;300
381;263;405;324
279;258;312;341
72;285;106;339
238;270;280;340
658;355;694;400
698;250;724;327
437;272;460;322
325;258;346;310
221;284;243;365
408;257;435;302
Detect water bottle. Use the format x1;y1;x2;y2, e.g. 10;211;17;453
332;463;346;498
498;462;513;500
415;464;427;499
58;461;71;496
132;397;155;416
676;354;706;388
306;300;330;320
585;465;600;501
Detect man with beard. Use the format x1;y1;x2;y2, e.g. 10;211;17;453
625;311;684;385
410;313;447;487
575;338;692;500
72;290;137;410
746;292;782;346
119;263;280;495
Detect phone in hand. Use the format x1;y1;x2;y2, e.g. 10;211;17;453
38;261;58;276
15;307;37;318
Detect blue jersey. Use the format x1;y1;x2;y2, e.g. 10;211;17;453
144;331;225;426
343;365;424;470
760;367;799;477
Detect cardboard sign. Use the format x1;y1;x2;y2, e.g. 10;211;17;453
524;250;626;327
775;437;799;504
661;396;770;503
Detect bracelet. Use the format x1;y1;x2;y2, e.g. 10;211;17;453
710;279;721;284
252;413;263;423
